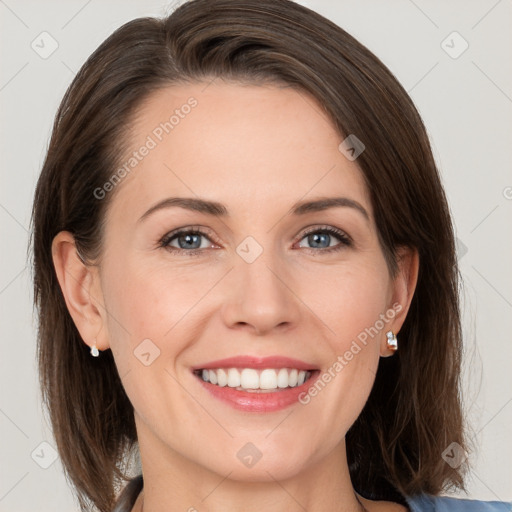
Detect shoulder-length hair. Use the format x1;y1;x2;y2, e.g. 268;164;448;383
31;0;468;510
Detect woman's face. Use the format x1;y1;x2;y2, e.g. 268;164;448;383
92;81;410;481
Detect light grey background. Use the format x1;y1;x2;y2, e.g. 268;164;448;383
1;0;511;510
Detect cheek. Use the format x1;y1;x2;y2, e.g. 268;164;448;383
300;258;391;348
295;260;390;414
104;258;203;343
100;260;204;424
100;255;226;402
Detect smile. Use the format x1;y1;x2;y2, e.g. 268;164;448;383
191;356;320;412
195;367;314;392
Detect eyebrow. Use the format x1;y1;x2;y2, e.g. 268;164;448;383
138;196;369;222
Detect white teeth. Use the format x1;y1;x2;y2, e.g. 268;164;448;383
199;368;312;390
240;368;259;389
260;369;277;389
227;368;241;388
216;368;228;387
277;368;288;388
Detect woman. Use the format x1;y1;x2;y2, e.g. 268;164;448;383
31;0;510;511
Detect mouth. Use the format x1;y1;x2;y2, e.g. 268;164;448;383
191;356;320;412
193;367;315;392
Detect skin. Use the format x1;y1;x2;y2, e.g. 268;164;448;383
52;81;418;512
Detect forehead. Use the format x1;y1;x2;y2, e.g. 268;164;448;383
107;81;372;223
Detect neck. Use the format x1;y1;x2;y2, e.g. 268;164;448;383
136;492;368;512
134;427;369;512
135;487;369;512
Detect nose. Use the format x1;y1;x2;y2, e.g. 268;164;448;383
220;252;302;336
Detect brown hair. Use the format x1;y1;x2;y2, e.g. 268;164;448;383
31;0;468;510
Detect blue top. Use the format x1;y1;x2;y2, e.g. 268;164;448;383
406;493;511;511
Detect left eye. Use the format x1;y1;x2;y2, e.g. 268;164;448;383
161;230;215;251
297;227;351;251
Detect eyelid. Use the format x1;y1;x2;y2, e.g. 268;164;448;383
158;225;221;249
298;224;352;243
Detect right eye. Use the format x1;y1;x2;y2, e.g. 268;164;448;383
159;227;219;255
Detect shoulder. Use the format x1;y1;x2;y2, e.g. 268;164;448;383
405;493;511;512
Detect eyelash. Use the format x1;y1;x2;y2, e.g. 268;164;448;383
158;225;352;257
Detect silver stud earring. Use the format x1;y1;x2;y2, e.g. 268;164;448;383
386;331;398;352
90;343;100;357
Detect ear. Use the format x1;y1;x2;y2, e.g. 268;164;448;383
380;246;419;357
51;231;110;353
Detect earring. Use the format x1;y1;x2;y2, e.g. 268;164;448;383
90;343;100;357
386;331;398;352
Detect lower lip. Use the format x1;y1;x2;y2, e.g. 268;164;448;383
195;371;320;412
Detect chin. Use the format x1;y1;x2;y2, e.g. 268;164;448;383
195;440;315;483
216;459;307;483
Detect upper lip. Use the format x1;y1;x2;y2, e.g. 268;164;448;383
192;355;318;371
